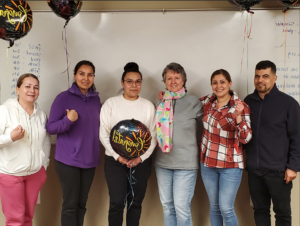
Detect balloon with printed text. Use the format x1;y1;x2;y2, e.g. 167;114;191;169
0;1;33;48
228;0;263;12
110;119;152;160
277;1;300;12
47;1;83;27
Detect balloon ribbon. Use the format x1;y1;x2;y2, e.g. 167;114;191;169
240;13;253;95
62;23;71;88
125;167;137;210
280;10;289;93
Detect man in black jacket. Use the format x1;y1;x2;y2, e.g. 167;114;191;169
244;60;300;226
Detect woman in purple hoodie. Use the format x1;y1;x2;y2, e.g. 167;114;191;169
47;60;101;226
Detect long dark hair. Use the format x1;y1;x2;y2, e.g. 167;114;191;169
74;60;96;91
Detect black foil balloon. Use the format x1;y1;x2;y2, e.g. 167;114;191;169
47;1;82;27
228;0;263;12
110;119;152;160
0;1;33;47
278;1;300;12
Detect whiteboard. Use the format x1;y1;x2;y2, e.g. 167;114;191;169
0;10;299;114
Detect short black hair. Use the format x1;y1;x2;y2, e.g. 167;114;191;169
255;60;276;74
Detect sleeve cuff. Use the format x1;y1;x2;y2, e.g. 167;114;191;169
112;152;120;161
140;155;147;162
63;115;74;126
237;120;247;131
6;134;14;144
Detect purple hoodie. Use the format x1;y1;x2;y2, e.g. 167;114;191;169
47;83;101;168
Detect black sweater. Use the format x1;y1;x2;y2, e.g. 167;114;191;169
244;85;300;172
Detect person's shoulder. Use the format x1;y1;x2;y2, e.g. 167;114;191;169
277;91;300;107
102;95;122;106
200;94;210;102
54;90;69;100
183;94;202;109
184;94;200;103
0;98;17;112
138;97;156;109
244;93;254;101
277;90;295;100
199;93;215;105
243;92;257;106
0;103;9;113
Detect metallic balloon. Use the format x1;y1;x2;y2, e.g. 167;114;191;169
228;0;263;12
278;0;300;11
0;1;33;47
110;119;152;160
47;1;83;27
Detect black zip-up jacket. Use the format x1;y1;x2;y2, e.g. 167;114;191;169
244;85;300;172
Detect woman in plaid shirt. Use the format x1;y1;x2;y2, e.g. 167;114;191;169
200;69;252;226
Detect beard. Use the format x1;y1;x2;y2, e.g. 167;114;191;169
255;84;272;94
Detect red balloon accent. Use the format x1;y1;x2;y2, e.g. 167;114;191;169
0;28;6;39
60;5;72;16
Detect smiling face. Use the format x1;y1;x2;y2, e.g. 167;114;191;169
121;72;142;100
165;70;184;93
74;65;95;95
211;74;232;98
16;77;39;104
254;68;277;96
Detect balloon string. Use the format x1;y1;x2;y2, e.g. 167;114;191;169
62;26;71;88
239;14;248;75
124;167;137;210
280;10;288;93
240;13;249;95
280;10;288;65
247;13;253;38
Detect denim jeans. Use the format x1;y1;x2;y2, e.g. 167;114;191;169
200;163;242;226
155;166;198;226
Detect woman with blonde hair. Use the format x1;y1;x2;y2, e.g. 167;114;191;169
0;73;51;226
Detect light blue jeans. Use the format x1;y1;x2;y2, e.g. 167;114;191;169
155;166;198;226
200;163;242;226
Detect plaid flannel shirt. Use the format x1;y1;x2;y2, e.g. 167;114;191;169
200;91;252;169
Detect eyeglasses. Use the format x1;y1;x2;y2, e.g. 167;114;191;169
124;79;142;87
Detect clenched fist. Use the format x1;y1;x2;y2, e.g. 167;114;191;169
10;125;25;141
66;109;78;122
235;101;244;124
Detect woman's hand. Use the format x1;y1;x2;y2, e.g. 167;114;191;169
127;157;142;168
117;156;128;165
10;125;25;141
235;101;244;124
158;91;165;101
66;109;78;122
